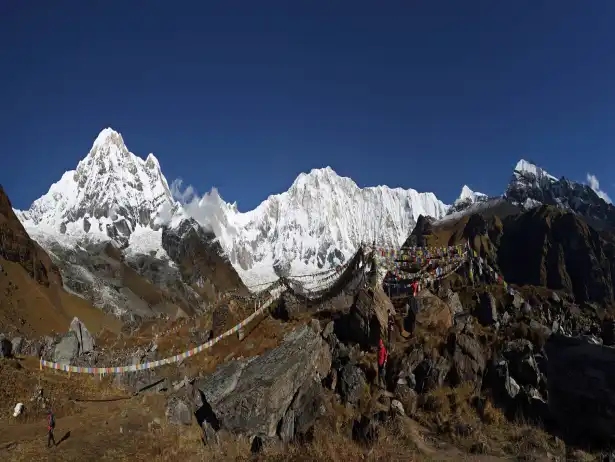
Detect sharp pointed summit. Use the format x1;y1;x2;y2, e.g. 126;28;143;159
16;128;175;248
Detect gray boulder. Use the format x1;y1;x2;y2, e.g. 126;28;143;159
510;292;525;310
70;317;95;354
53;332;79;364
338;363;367;406
113;363;168;394
447;290;464;317
447;331;486;387
487;360;520;404
279;377;327;443
11;337;23;356
195;324;331;438
166;396;193;425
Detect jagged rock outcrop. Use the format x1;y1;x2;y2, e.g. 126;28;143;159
506;159;615;229
338;363;368;405
53;332;79;364
402;215;435;248
194;324;331;439
0;185;62;286
341;283;392;348
68;318;94;355
498;206;615;304
446;330;486;387
161;218;248;300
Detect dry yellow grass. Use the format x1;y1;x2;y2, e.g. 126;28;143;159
0;258;121;337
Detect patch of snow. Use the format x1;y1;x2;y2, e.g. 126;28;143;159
125;226;169;260
523;198;543;209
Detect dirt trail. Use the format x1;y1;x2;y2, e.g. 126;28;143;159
0;397;174;461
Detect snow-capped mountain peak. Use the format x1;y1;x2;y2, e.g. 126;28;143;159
458;185;487;203
445;184;489;216
15;129;452;286
169;165;450;284
506;158;615;227
17;127;175;247
513;159;558;183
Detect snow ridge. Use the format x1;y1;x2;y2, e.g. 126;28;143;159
15;128;450;285
184;166;450;284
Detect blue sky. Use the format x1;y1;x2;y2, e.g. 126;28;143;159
2;1;614;210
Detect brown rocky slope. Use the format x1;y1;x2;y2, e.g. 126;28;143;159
409;205;615;308
0;185;119;337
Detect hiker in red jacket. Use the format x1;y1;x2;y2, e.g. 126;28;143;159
47;409;56;448
378;338;388;388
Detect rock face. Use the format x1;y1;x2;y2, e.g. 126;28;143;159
338;363;367;405
161;218;248;301
342;284;392;348
0;185;62;286
414;291;453;333
498;206;615;305
195;324;331;439
402;215;435;248
546;334;615;441
53;332;79;364
446;331;486;387
69;317;95;355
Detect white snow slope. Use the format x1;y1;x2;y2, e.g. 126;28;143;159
15;128;450;285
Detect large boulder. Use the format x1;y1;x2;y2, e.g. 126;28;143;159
11;337;23;356
343;285;392;348
546;334;615;441
194;324;331;438
338;363;367;406
446;331;486;387
279;377;327;443
53;332;79;364
446;290;464;317
70;317;95;355
414;291;453;334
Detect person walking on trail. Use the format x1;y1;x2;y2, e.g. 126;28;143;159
47;409;56;448
377;338;388;388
